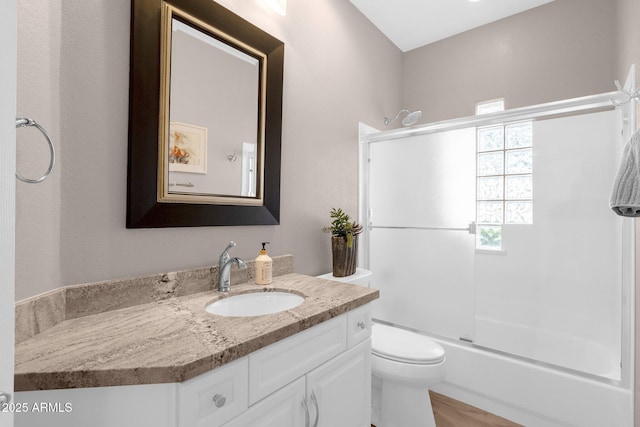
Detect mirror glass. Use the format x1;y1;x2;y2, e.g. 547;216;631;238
160;8;265;205
127;0;284;228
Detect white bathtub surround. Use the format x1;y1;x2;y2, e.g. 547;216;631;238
475;316;621;380
431;336;631;427
361;93;635;426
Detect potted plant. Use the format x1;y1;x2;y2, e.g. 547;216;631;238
322;208;363;277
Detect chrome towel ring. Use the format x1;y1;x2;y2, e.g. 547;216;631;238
15;117;55;184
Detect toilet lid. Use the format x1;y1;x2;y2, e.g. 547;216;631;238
372;323;445;364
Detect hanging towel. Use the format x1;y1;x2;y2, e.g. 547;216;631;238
610;129;640;216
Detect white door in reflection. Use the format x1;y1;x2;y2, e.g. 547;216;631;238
241;142;257;197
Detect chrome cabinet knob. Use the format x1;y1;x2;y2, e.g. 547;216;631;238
357;321;366;330
0;392;11;405
212;394;226;408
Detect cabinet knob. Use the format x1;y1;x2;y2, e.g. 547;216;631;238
0;392;11;405
357;321;366;330
212;394;226;408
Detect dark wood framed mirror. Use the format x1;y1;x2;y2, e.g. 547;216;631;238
127;0;284;228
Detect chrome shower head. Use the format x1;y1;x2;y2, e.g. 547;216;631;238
384;109;422;127
401;110;422;126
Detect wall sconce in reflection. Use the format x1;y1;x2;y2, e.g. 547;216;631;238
227;150;240;162
265;0;286;15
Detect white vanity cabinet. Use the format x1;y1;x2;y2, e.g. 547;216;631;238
14;304;372;427
220;303;372;427
224;338;371;427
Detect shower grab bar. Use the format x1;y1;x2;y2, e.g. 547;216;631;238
370;222;476;234
15;117;55;184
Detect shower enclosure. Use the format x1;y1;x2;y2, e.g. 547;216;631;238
359;85;635;426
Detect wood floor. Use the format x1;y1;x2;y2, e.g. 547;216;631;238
430;391;523;427
372;391;523;427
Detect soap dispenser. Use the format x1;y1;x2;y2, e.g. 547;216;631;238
255;242;273;285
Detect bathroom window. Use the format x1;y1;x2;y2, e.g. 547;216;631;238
476;99;504;115
476;121;533;250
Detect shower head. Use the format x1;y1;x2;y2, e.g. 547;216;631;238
402;110;422;126
384;109;422;127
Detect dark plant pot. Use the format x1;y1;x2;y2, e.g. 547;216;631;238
331;235;358;277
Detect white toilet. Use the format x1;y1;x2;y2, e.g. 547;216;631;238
317;268;446;427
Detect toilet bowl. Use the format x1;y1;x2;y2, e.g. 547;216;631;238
372;323;446;427
317;268;447;427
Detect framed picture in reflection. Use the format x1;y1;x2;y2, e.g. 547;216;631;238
168;122;208;174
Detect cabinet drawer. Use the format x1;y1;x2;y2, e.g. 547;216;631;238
249;314;347;404
347;303;371;348
178;356;248;427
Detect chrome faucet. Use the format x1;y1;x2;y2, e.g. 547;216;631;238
218;241;247;292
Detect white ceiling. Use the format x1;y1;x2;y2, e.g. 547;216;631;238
349;0;556;52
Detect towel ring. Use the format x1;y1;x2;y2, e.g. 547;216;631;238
15;117;56;184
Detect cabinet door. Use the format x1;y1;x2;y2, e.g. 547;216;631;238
306;339;371;427
222;378;306;427
248;314;346;404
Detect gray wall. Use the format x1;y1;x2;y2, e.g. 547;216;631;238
15;0;403;300
402;0;618;123
15;0;634;301
16;0;62;301
616;0;640;88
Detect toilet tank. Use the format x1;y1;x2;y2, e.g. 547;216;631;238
317;268;372;286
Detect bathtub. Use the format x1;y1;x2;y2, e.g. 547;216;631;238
428;335;632;427
474;316;621;381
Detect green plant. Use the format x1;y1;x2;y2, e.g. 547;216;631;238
322;208;363;248
480;226;501;248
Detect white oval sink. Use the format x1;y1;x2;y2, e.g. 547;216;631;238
205;292;304;317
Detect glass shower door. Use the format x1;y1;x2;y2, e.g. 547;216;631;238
472;110;624;380
367;128;477;341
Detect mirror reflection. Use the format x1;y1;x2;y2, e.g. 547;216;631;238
160;9;265;204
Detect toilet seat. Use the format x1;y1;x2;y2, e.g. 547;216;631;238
372;323;445;364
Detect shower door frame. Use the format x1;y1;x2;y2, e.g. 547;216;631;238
359;84;636;393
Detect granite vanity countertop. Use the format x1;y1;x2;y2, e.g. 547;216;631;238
14;273;378;391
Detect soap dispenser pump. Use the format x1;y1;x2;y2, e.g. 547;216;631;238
255;242;273;285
